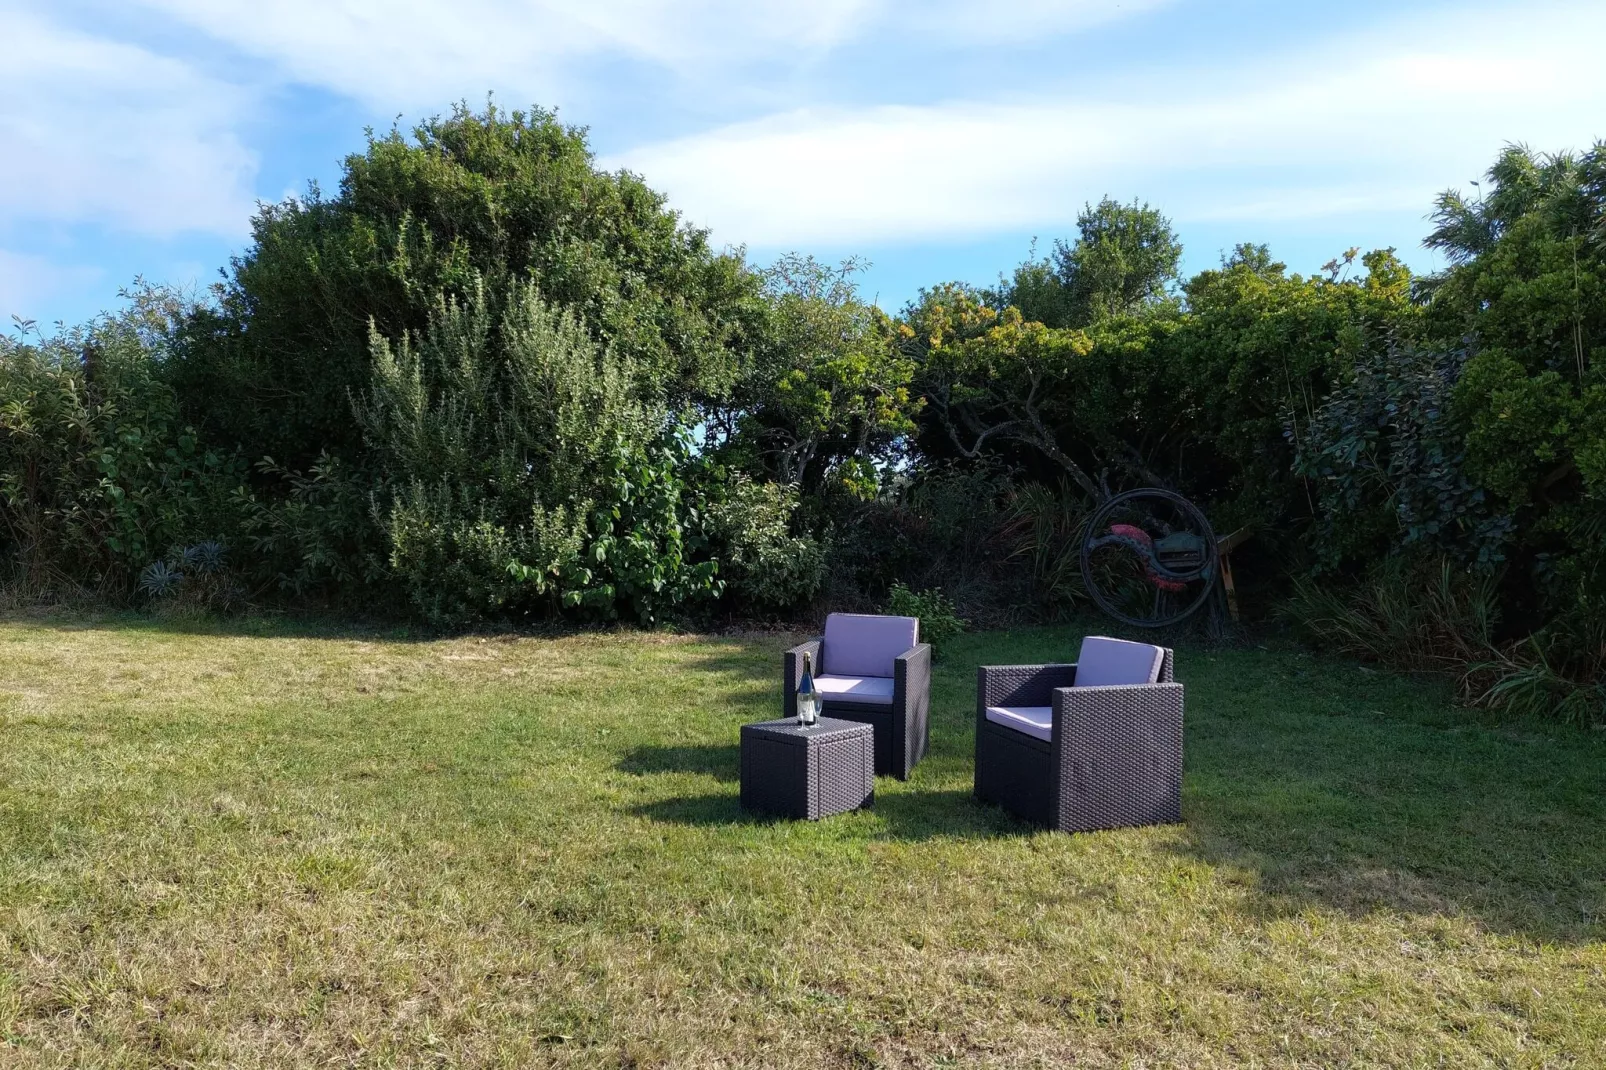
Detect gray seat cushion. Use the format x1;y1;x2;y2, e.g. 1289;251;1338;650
821;613;919;679
985;705;1052;741
1076;636;1165;687
815;674;895;705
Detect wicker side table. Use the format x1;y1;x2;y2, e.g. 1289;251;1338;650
740;717;875;820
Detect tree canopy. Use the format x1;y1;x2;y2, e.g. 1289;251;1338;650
4;119;1604;714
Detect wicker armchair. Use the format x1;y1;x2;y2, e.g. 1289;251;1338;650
783;613;931;780
974;637;1182;833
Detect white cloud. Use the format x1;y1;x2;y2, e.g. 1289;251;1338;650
0;250;103;323
0;0;1167;262
604;3;1606;246
0;10;258;238
119;0;866;108
5;0;1597;269
121;0;1168;109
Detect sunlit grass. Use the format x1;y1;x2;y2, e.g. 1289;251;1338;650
1;611;1602;1067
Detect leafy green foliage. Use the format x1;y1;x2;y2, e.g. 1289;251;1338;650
359;276;717;624
1001;482;1095;619
0;286;241;598
155;102;780;624
1419;142;1606;690
1054;197;1184;324
136;559;183;598
235;453;385;601
1480;625;1606;728
137;540;243;612
893;143;1600;718
1280;559;1501;684
169;102;761;473
885;581;967;653
912;245;1417;544
714;255;918;498
915;302;1103;496
1166;247;1415;538
702;474;824;611
990;198;1183;328
1294;341;1513;570
819;464;1069;629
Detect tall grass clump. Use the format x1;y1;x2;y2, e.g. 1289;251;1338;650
1478;622;1606;727
1284;559;1606;723
1281;560;1500;692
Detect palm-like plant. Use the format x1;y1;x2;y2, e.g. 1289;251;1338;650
137;559;183;598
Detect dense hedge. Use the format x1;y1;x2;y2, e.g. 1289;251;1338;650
2;108;1601;716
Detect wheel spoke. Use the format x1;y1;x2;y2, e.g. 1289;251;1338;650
1080;488;1218;629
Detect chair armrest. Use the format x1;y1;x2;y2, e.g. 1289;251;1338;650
1051;682;1185;739
894;643;931;706
782;637;823;718
977;663;1078;710
895;643;930;670
1050;681;1185;831
894;643;933;777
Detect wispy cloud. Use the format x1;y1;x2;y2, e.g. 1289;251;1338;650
2;0;1599;326
120;0;1169;109
606;3;1606;246
0;0;1172;244
0;0;1171;323
0;10;258;238
118;0;865;108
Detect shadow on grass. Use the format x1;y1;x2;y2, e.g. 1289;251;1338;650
626;642;1606;941
630;792;751;826
7;607;789;647
1161;661;1606;944
4;606;438;643
630;784;1028;842
872;787;1027;840
617;744;742;783
680;648;786;691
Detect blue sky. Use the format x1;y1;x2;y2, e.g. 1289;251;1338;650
4;0;1605;330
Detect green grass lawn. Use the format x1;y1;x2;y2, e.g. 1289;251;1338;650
0;613;1602;1068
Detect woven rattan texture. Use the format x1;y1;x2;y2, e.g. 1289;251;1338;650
743;718;872;745
740;717;874;820
973;650;1183;834
783;638;931;780
893;643;932;777
810;735;876;818
978;663;1078;709
1054;682;1184;832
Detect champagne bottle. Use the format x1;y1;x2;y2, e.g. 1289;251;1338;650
797;651;820;727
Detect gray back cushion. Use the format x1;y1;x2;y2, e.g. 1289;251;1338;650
1076;636;1165;687
822;613;919;678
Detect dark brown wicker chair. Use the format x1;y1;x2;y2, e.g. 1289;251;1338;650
783;613;931;780
974;638;1182;833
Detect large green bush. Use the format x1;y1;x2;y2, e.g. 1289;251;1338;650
702;474;824;612
906;245;1417;548
708;254;919;500
156;103;816;623
4;102;1601;721
1424;146;1606;630
1293;340;1513;572
359;276;721;624
1164;247;1415;540
1;288;241;599
169;103;762;473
